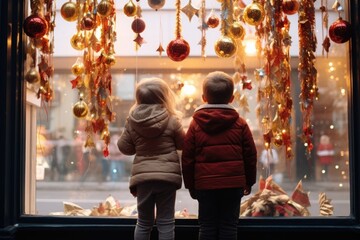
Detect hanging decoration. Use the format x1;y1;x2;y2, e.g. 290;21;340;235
298;0;318;156
206;9;220;28
123;0;137;17
23;0;56;103
129;2;146;49
181;0;199;22
329;0;351;44
243;0;265;26
320;0;330;56
148;0;166;11
232;0;251;116
282;0;300;15
166;0;190;62
156;15;165;56
214;0;237;58
198;0;207;58
62;0;117;157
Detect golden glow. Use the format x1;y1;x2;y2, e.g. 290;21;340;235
244;38;257;56
181;84;197;98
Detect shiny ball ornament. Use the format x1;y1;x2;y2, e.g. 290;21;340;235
102;52;116;66
123;0;137;17
71;63;85;76
73;100;89;119
329;18;351;44
230;21;245;39
243;3;265;26
23;14;48;39
166;38;190;62
70;33;85;50
25;67;41;84
273;133;283;147
131;18;146;33
282;0;299;15
148;0;166;10
97;0;113;17
60;1;78;22
214;36;237;58
81;15;96;30
206;15;220;28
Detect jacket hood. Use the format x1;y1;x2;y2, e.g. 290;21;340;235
129;104;169;138
193;104;239;134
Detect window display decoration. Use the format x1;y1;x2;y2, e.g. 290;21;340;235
328;0;351;44
128;2;146;49
181;0;199;22
240;176;333;217
63;0;117;157
166;0;191;62
24;0;55;103
298;0;318;157
214;0;237;58
198;0;207;58
320;0;330;56
148;0;166;11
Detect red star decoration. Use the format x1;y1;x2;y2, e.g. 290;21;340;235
134;34;145;46
156;43;165;56
70;76;80;89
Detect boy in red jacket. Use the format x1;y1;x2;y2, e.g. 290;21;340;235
181;71;258;240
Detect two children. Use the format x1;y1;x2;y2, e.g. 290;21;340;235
118;71;257;240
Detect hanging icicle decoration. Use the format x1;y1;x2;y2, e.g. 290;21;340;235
298;0;318;157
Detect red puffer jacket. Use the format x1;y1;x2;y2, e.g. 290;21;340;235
181;104;257;191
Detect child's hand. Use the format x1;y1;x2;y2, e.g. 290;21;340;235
243;186;251;195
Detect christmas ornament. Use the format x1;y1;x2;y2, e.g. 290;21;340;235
198;0;207;58
70;32;85;50
167;38;190;62
23;14;48;39
60;1;78;22
181;0;199;22
320;0;330;56
148;0;166;11
81;14;96;30
97;0;113;17
206;10;220;28
167;0;190;61
131;18;146;33
214;36;237;58
282;0;299;15
329;17;351;43
215;0;236;58
73;99;89;119
230;21;245;39
71;58;85;76
243;2;265;26
124;0;137;17
25;67;41;84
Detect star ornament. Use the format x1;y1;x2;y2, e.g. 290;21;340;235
181;1;199;22
134;34;145;47
156;43;165;56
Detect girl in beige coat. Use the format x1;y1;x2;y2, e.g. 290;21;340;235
117;77;185;240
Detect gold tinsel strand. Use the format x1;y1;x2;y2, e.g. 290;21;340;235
175;0;181;38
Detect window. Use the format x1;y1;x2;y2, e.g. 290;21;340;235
25;0;351;218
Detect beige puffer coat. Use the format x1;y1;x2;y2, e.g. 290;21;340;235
117;104;185;194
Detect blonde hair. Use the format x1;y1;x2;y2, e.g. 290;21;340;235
130;77;181;117
203;71;234;104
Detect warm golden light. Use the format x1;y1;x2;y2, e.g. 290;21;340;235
181;84;196;98
244;38;257;56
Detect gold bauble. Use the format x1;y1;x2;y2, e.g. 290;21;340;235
71;62;85;76
243;3;265;26
214;36;237;58
97;0;112;17
70;33;85;50
273;133;283;147
25;67;40;84
73;100;89;119
230;21;245;39
60;1;78;22
103;53;116;66
123;0;137;17
148;0;166;10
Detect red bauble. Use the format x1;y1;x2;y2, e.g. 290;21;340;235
329;18;351;44
131;18;146;33
166;38;190;62
23;14;48;39
282;0;299;15
207;15;220;28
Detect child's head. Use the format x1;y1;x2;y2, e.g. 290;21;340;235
202;71;234;104
132;77;180;116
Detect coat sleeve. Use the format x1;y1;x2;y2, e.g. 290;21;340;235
117;120;136;155
172;116;186;150
181;120;196;190
242;123;258;187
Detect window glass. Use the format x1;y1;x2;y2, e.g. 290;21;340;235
25;0;350;218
